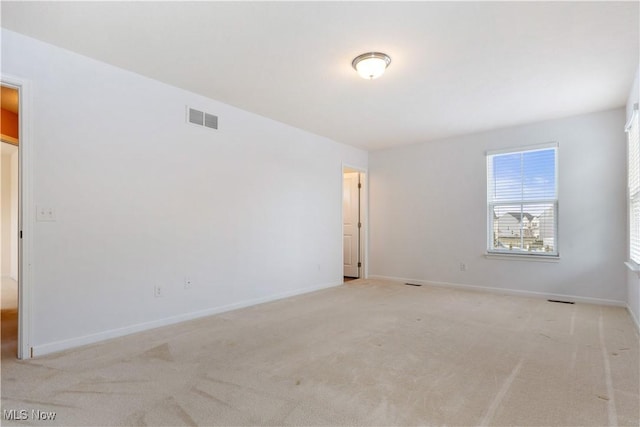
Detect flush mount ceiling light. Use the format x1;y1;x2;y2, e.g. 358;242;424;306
352;52;391;80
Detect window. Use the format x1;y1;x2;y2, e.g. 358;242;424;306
487;143;558;256
627;104;640;264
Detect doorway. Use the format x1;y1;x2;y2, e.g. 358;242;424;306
343;166;366;280
1;84;20;358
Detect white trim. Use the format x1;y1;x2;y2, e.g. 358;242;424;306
32;280;342;357
1;74;33;360
487;144;559;257
486;141;558;156
625;260;640;273
628;111;640;263
485;252;560;262
368;275;626;307
342;163;368;279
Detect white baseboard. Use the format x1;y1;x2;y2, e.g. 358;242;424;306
368;275;627;307
32;280;342;357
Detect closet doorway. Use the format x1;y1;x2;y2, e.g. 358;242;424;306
343;166;366;281
1;84;20;358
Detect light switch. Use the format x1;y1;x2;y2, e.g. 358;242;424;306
36;206;56;222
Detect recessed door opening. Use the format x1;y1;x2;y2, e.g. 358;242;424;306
343;166;366;282
1;84;20;359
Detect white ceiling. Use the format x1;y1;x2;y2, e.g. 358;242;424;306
2;1;638;150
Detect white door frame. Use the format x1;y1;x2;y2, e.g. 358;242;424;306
342;163;368;279
2;74;33;359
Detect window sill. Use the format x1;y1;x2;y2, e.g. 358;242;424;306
485;252;560;262
625;261;640;275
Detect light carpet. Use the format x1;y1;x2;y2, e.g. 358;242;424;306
1;279;638;426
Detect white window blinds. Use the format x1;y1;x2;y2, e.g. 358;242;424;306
627;105;640;263
487;144;558;256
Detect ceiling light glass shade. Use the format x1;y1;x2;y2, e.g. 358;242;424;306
352;52;391;80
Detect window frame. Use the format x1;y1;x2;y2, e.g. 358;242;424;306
486;142;559;258
627;105;640;265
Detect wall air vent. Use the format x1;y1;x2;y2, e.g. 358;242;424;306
187;107;218;130
204;113;218;130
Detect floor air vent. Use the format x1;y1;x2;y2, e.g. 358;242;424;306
187;107;218;130
404;283;422;287
547;299;575;304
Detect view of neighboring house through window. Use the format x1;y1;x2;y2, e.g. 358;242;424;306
487;143;558;256
627;104;640;264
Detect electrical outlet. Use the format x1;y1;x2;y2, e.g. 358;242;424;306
459;263;467;271
184;277;192;289
154;285;163;297
36;206;56;222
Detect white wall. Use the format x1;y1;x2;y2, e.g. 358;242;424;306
1;29;367;355
370;109;627;304
1;142;18;280
626;65;640;331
